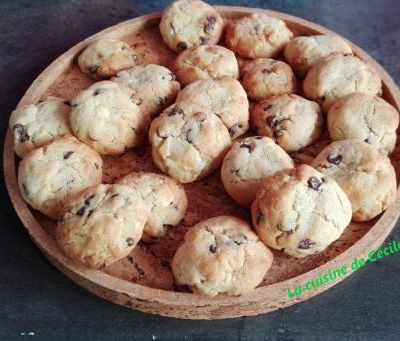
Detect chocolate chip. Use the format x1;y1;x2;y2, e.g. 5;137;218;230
204;16;217;33
63;151;74;160
134;97;142;106
327;154;342;165
200;36;209;44
364;138;370;143
64;100;71;106
158;97;165;107
209;245;218;253
228;123;238;137
132;54;138;61
127;256;134;264
162;224;174;230
94;163;99;170
169;72;176;81
89;65;99;74
126;237;135;247
256;212;265;225
76;206;87;216
232;234;248;245
13;124;30;143
110;193;119;198
266;115;278;128
177;42;187;51
240;143;254;153
134;262;145;275
168;107;184;116
298;239;315;249
93;89;103;96
307;176;322;191
255;136;263;139
262;68;272;74
84;194;95;206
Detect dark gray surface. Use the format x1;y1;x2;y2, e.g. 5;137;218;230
1;0;400;340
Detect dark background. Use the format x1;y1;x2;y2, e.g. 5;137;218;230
1;0;400;340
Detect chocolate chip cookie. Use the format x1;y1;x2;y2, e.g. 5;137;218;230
252;94;323;152
252;164;352;258
111;64;181;118
149;103;231;183
221;136;294;207
303;54;382;112
116;172;188;241
159;0;224;52
56;184;147;268
171;216;273;296
9;97;72;158
284;35;352;77
172;45;239;86
312;140;397;221
78;38;139;79
241;58;297;101
70;81;150;155
175;77;249;139
226;13;293;58
18;135;103;219
327;92;399;154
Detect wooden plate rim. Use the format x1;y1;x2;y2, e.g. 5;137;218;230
3;6;400;319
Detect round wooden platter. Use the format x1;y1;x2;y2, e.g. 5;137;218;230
4;6;400;320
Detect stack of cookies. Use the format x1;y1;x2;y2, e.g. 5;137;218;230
10;0;398;297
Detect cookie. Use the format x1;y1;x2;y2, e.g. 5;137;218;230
251;164;352;258
159;0;224;53
303;54;382;112
311;140;397;222
18;135;103;219
116;172;188;241
9;97;72;158
111;64;181;118
172;45;239;86
149;103;231;183
171;216;273;296
226;13;293;59
78;38;139;79
252;94;323;152
241;58;297;101
70;81;150;155
56;184;147;268
284;35;352;77
327;93;399;154
175;77;249;139
221;136;294;207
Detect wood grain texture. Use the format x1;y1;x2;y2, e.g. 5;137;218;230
3;6;400;319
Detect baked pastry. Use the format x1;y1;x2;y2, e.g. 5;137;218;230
18;135;102;219
252;94;323;152
159;0;224;52
171;216;273;296
9;97;71;158
56;184;147;268
284;35;352;77
172;45;239;86
241;58;297;101
251;164;352;258
226;13;293;58
78;38;138;79
303;54;382;112
149;103;231;183
70;81;150;155
327;92;399;154
175;77;249;139
111;64;181;118
312;139;397;222
221;136;294;207
116;172;188;241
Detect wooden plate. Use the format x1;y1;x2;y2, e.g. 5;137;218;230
4;6;400;320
